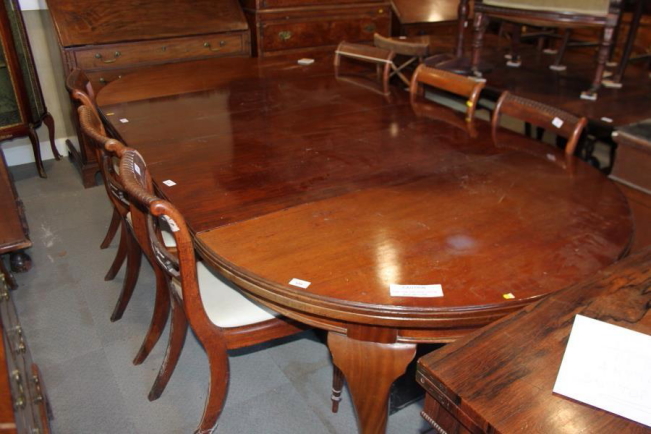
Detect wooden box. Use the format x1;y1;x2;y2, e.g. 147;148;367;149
45;0;251;187
241;0;391;57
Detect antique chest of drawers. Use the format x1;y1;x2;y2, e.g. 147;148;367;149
0;273;51;434
45;0;251;187
240;0;392;57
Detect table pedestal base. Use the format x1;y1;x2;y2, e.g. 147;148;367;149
328;332;416;434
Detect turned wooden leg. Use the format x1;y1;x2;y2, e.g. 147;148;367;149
148;294;186;400
27;124;46;178
135;266;171;366
110;232;141;322
0;258;17;289
42;112;61;160
100;208;121;250
582;25;615;100
507;25;522;67
331;364;345;413
195;335;230;434
328;331;416;434
471;13;489;77
454;0;470;58
550;29;571;72
105;223;128;281
9;250;32;273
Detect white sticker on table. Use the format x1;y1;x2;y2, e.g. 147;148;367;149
390;284;443;298
289;278;311;288
552;117;564;128
119;118;129;123
162;180;176;187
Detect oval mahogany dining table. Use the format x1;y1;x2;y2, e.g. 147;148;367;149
96;56;634;434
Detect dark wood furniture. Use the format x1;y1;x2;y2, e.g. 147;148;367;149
0;271;52;433
611;119;651;253
471;0;623;100
120;148;305;433
0;0;59;178
240;0;391;57
611;119;651;192
492;91;588;155
391;0;461;36
416;248;651;434
96;56;633;434
0;150;30;281
45;0;251;187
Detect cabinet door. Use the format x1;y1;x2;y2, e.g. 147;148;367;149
0;3;24;131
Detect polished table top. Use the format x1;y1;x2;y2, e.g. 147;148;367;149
97;56;634;433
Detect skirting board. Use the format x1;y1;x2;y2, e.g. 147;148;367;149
2;137;70;166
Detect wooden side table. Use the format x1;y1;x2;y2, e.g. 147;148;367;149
416;248;651;434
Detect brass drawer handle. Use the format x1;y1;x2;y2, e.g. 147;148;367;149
204;41;226;52
278;31;293;42
364;23;376;33
95;51;121;63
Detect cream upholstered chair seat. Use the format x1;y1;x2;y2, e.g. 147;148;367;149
170;261;278;328
483;0;610;16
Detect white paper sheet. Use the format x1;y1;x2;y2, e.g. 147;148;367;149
553;315;651;427
389;284;443;298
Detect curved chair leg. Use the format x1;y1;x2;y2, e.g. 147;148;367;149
105;223;128;281
581;25;615;100
100;208;121;249
195;339;230;434
110;233;141;322
148;295;187;400
331;364;345;413
134;267;171;366
42;112;62;160
27;124;46;178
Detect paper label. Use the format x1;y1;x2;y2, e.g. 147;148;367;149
601;117;613;123
297;58;314;65
546;153;557;162
390;284;443;298
119;118;129;123
502;293;515;299
134;164;141;175
553;315;651;428
552;117;564;128
162;180;176;187
289;278;311;288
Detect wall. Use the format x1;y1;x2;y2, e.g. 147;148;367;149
3;0;74;166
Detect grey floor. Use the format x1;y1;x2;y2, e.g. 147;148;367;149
6;159;432;434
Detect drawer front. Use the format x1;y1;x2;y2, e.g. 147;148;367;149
259;7;390;53
85;68;132;91
74;32;247;71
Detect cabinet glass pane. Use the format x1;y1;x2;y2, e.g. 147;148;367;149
0;32;21;127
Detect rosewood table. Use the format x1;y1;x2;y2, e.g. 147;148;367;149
96;56;634;434
416;247;651;433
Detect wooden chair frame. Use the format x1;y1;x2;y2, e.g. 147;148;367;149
66;69;120;252
334;41;395;94
491;91;588;156
471;0;624;100
410;64;486;123
77;105;173;370
373;33;430;86
119;149;306;433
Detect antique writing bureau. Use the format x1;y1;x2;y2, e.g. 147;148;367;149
240;0;391;57
45;0;251;187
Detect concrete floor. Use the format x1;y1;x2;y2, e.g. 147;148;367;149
7;159;431;434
